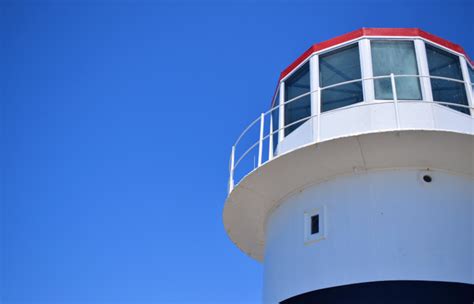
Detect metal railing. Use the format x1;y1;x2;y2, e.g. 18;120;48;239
228;74;474;193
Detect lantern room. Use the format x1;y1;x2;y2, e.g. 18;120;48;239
272;28;474;155
228;28;473;191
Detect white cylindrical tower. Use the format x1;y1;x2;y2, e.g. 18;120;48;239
223;28;473;303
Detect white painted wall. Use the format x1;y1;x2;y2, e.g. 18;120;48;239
263;169;473;304
277;119;313;155
276;102;474;155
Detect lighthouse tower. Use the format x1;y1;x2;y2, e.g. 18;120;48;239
223;28;473;303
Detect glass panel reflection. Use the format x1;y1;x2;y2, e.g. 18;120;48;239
319;44;363;112
371;40;422;100
285;63;311;136
426;44;470;115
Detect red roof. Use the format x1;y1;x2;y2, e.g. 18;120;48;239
279;28;472;81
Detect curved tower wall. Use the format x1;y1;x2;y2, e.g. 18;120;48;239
263;169;473;303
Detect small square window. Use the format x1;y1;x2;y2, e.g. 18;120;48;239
304;207;326;244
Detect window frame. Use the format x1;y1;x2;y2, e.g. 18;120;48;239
283;62;312;136
278;58;312;141
368;38;424;102
270;88;280;154
318;42;365;113
304;206;326;244
425;42;471;115
468;63;474;84
463;60;474;111
278;38;365;123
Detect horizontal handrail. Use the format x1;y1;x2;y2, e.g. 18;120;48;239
234;115;264;151
235;98;474;172
229;74;474;193
234;139;261;170
243;74;473;147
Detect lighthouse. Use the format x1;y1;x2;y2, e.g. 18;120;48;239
223;28;474;303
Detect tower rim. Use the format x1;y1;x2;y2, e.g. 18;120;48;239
223;129;474;261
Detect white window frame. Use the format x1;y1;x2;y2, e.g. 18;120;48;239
278;81;285;143
468;62;474;103
304;206;326;244
309;54;320;142
317;42;366;112
460;57;473;113
359;38;375;102
269;87;280;158
414;39;434;102
368;38;424;103
425;41;472;116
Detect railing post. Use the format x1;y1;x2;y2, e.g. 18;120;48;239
258;113;264;166
268;114;274;161
390;73;401;129
278;82;285;143
229;145;235;193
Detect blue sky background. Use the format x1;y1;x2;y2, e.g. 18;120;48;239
1;0;472;303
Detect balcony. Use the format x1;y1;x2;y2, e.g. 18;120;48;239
229;73;474;194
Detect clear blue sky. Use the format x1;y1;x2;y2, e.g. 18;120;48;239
1;0;472;303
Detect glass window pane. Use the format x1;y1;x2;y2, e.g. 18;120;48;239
285;63;311;136
371;40;422;100
311;214;319;235
319;44;363;112
426;45;469;115
271;91;280;152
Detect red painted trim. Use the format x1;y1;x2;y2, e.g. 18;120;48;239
279;28;472;81
272;28;472;107
279;28;364;80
